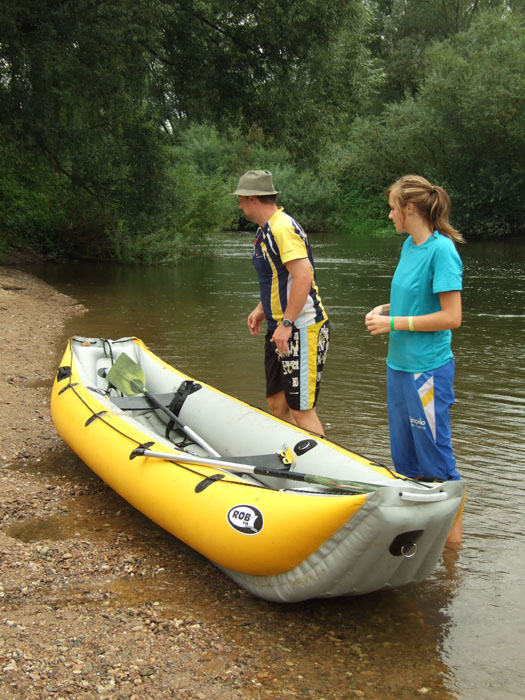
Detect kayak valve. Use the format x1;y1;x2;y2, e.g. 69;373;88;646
389;530;423;558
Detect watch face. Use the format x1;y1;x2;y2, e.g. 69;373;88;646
283;319;292;327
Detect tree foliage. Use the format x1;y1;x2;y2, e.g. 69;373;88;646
0;0;376;260
370;0;518;104
0;0;523;262
336;9;525;237
0;0;172;257
151;0;378;158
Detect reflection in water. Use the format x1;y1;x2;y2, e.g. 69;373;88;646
24;233;525;699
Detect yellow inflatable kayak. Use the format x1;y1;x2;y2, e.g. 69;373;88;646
51;336;465;602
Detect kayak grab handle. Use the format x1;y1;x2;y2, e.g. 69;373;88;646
399;490;448;503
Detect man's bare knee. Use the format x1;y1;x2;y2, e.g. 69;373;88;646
290;407;324;436
267;392;295;423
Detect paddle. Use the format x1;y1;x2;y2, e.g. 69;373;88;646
130;446;381;494
107;353;221;458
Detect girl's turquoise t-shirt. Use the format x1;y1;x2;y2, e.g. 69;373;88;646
387;232;463;372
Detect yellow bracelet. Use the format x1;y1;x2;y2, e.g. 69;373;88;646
408;316;414;331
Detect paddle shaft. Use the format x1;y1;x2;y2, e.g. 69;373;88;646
132;447;380;494
106;352;221;458
142;389;221;458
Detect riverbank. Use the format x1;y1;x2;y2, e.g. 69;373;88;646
0;266;262;699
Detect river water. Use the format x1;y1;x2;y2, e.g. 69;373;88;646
28;231;524;699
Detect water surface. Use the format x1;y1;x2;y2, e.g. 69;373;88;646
27;232;525;699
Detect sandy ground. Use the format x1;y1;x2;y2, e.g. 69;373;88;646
0;266;270;700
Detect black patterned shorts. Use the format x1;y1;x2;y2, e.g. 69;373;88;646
264;320;330;410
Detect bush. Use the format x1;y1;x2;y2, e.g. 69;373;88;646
336;10;525;238
173;123;342;233
0;140;70;261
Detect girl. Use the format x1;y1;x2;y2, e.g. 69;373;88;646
365;174;465;546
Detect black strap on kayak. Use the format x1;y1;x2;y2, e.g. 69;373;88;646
195;473;225;493
57;366;72;382
165;380;201;439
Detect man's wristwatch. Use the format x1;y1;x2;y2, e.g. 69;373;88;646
282;318;293;327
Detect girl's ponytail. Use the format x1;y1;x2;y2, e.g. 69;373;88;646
387;175;465;244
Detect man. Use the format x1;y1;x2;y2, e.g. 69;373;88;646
232;169;330;435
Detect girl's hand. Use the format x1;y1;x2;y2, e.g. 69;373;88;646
365;308;391;335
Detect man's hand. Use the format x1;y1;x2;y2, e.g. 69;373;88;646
271;323;293;355
248;303;265;336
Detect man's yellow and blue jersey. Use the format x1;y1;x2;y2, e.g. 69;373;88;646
252;208;328;332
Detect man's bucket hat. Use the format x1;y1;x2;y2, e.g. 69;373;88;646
231;170;281;196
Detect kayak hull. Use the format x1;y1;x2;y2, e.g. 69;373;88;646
51;336;465;602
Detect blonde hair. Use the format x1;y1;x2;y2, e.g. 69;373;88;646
387;175;465;244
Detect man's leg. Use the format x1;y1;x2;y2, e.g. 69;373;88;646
290;406;324;435
265;321;329;436
285;321;329;435
266;390;296;424
266;392;324;434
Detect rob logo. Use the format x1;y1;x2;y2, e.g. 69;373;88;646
227;505;264;535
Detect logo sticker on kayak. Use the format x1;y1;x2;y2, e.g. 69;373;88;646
227;505;264;535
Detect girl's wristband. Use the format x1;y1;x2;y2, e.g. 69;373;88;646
390;317;395;331
408;316;414;331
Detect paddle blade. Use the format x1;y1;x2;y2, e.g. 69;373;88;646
106;352;146;396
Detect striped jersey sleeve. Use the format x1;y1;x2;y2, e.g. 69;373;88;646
252;208;328;331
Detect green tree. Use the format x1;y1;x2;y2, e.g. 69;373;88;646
337;10;525;237
170;123;341;233
371;0;517;105
0;0;380;260
0;0;173;257
154;0;380;161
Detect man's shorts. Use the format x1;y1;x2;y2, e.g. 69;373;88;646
264;320;330;411
387;359;461;481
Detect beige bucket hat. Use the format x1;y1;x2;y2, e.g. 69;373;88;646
231;170;281;196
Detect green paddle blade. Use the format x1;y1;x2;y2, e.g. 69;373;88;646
106;353;146;396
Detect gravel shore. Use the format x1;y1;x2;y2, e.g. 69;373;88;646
0;267;267;699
